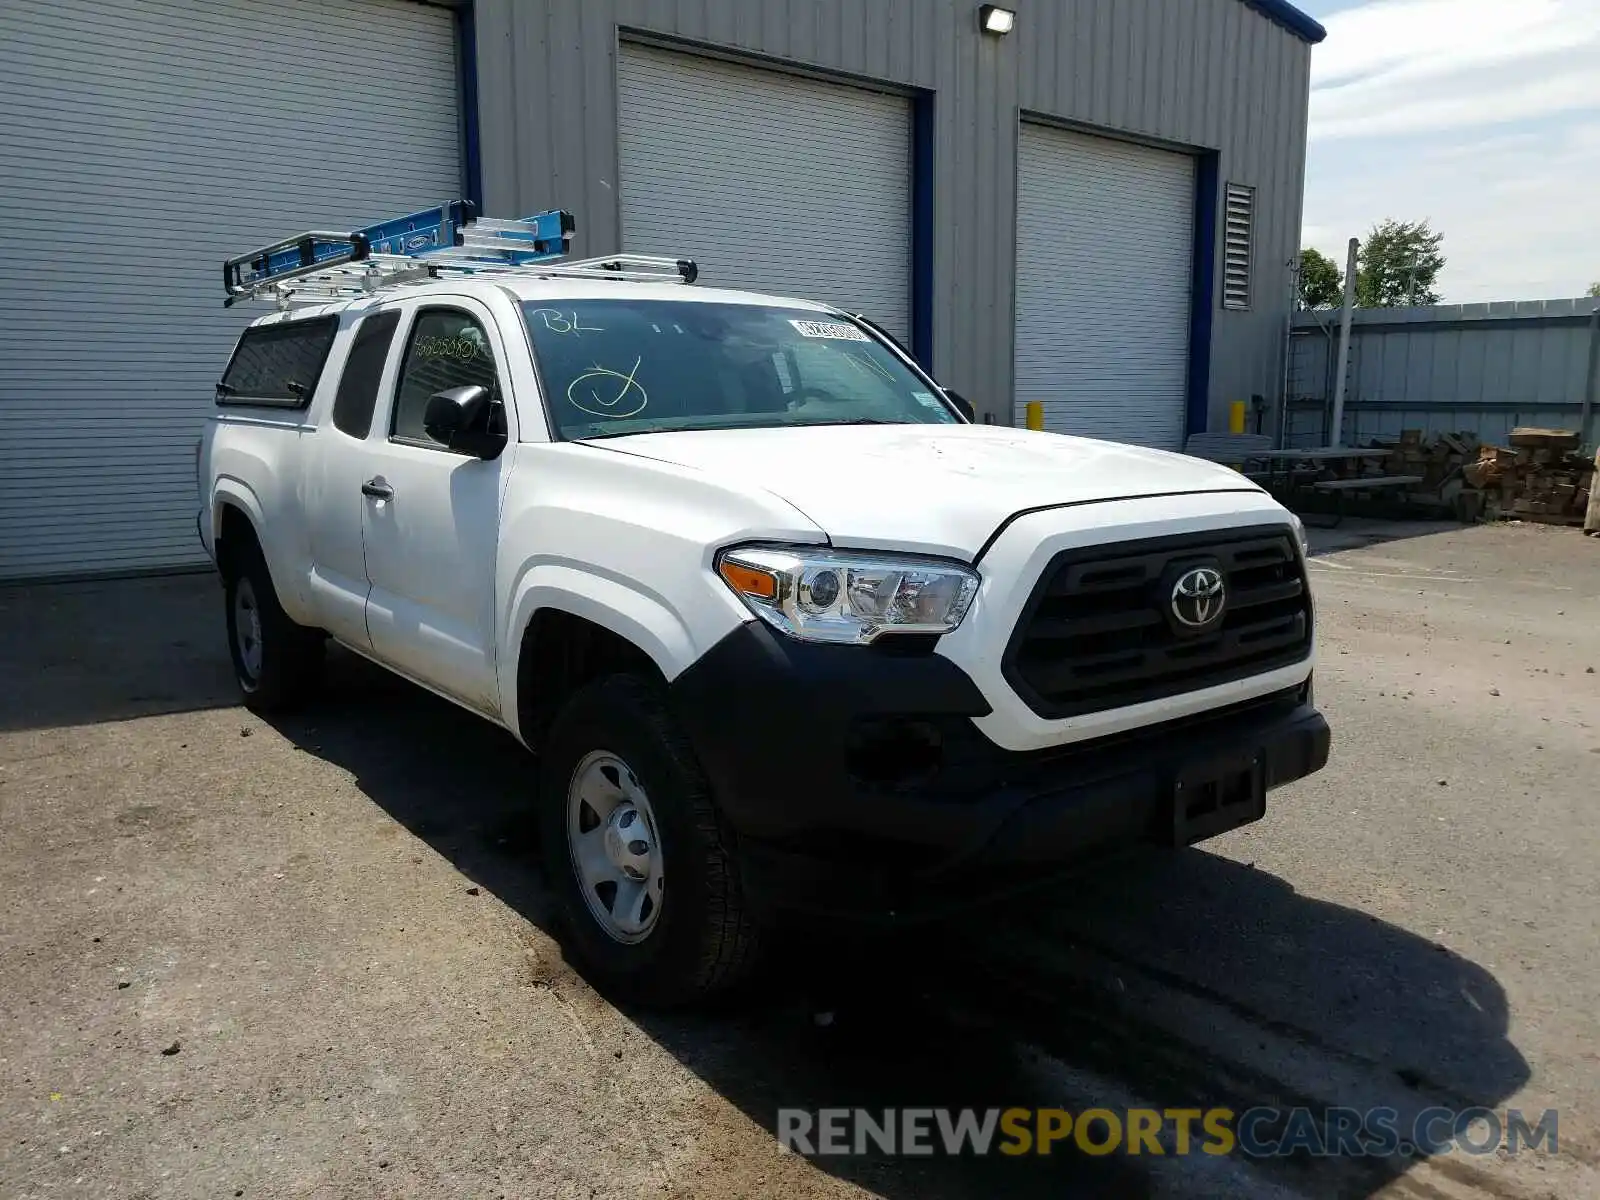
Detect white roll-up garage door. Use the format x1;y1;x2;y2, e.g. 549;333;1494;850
618;45;911;341
0;0;462;580
1014;125;1195;450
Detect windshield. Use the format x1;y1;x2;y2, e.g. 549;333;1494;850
522;300;960;440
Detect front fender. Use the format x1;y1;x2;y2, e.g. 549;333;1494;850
497;560;749;744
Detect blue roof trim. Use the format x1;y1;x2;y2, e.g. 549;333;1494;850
1241;0;1327;44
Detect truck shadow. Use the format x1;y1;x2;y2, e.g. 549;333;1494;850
267;647;1531;1200
0;573;236;733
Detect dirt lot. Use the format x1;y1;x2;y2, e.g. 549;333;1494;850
2;520;1597;1199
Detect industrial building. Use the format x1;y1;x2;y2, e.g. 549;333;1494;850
0;0;1324;579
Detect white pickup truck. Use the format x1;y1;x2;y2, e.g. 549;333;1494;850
198;214;1329;1002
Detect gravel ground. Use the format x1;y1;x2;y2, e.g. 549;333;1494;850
1;520;1596;1199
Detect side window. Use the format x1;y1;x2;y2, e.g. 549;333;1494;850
332;311;401;439
218;316;338;407
391;309;499;447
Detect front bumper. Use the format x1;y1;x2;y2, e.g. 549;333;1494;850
669;622;1328;918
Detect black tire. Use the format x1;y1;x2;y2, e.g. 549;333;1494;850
222;539;324;713
539;673;762;1004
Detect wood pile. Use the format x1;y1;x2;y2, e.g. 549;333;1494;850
1357;427;1595;526
1463;428;1594;527
1381;428;1480;491
1302;428;1594;526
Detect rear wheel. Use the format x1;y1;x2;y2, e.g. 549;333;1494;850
222;541;323;712
539;674;761;1004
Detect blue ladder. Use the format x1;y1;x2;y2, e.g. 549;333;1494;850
223;202;698;308
222;202;574;306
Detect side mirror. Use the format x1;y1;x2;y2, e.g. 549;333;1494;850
423;385;504;458
943;389;976;422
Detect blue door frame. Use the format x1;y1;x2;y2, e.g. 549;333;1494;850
1186;150;1219;439
456;2;484;213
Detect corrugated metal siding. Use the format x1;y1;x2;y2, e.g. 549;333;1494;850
615;45;911;339
472;0;1311;431
0;0;462;580
1286;299;1600;447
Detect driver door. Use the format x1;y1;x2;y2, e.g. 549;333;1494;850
360;299;515;716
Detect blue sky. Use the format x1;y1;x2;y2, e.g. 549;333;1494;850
1293;0;1600;301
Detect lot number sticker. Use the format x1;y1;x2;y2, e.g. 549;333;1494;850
789;320;870;342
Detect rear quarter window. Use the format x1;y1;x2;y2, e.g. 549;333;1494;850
217;316;338;408
331;311;401;438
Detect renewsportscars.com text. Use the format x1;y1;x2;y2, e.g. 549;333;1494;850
777;1106;1559;1159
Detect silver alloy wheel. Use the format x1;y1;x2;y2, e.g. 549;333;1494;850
233;577;263;683
566;750;664;944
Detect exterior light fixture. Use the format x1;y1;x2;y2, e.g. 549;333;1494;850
979;5;1016;35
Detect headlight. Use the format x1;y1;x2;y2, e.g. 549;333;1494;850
716;545;980;645
1288;513;1310;558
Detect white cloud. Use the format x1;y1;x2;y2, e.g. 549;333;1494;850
1310;0;1600;140
1300;0;1600;300
1317;68;1596;141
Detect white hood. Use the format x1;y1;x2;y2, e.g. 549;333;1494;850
586;424;1262;560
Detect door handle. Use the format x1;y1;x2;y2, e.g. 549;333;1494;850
361;477;394;500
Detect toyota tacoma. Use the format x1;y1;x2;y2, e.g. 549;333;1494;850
198;216;1329;1002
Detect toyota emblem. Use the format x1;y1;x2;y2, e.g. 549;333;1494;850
1171;566;1226;630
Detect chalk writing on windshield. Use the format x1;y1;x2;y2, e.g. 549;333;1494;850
567;357;648;419
530;308;605;336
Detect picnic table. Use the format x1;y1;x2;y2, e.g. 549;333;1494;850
1254;447;1422;525
1256;447;1389;460
1182;437;1424;524
1248;448;1388;483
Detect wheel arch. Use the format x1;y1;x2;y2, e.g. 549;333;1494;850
212;491;265;579
511;605;671;752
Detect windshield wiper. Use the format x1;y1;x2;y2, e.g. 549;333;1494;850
576;417;911;442
577;419;785;441
795;417;904;426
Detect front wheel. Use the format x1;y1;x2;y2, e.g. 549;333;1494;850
539;674;762;1004
223;542;323;713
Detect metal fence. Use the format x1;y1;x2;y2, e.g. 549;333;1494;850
1285;298;1600;449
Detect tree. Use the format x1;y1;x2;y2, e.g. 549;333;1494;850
1355;219;1445;308
1298;247;1344;309
1587;281;1600;298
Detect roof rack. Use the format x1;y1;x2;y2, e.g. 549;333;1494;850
222;201;698;308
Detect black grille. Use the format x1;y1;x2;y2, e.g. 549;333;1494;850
1003;525;1312;719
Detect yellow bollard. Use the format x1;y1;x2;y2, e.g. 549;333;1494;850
1025;401;1044;431
1229;400;1247;434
